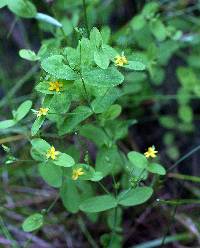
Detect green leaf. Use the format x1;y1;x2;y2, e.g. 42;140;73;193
178;105;193;123
83;67;124;87
159;116;177;129
90;27;103;48
64;47;80;69
60;179;81;213
102;44;118;59
41;55;78;80
35;13;62;27
31;116;45;136
177;67;197;90
90;171;103;182
106;119;135;142
79;124;110;147
118;186;153;206
150;19;167;42
101;104;122;121
142;2;159;18
131;15;146;31
30;148;44;162
19;49;39;61
96;146;122;177
101;233;122;248
80;195;117;213
147;163;166;175
59;106;92;135
50;92;71;113
91;87;121;113
53;153;75;167
94;49;110;69
101;26;111;44
22;213;43;232
15;100;32;121
128;151;148;169
39;162;63;187
124;61;146;71
0;0;7;8
61;14;79;36
8;0;37;18
31;138;50;156
79;37;94;66
0;120;16;130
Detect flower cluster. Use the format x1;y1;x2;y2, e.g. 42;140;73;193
49;81;63;92
46;146;85;180
36;107;49;117
46;146;59;160
114;54;128;67
72;168;84;180
144;146;158;158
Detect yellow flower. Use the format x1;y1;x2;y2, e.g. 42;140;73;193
46;146;59;160
36;107;49;117
72;168;84;180
48;81;63;92
114;54;128;67
144;146;158;158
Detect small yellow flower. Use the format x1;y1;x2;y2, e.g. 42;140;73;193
72;168;84;180
114;54;128;67
48;81;63;92
144;146;158;158
46;146;59;160
36;107;49;117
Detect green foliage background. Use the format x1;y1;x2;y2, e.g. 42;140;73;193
0;0;200;247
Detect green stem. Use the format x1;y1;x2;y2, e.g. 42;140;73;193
0;65;39;108
97;181;110;195
120;168;146;201
80;74;91;107
0;216;19;248
167;144;200;172
78;217;99;248
46;194;60;213
7;17;18;39
132;232;192;248
82;0;89;37
168;172;200;183
108;206;118;248
112;174;118;197
160;205;178;247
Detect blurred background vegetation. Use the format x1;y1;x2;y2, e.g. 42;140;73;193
1;0;200;247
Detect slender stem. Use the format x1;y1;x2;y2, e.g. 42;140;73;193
78;217;99;248
0;65;39;108
82;0;89;37
7;17;18;39
119;168;146;201
80;74;91;106
0;216;19;248
131;232;191;248
0;135;26;144
79;41;93;110
167;144;200;172
46;194;60;213
15;159;34;163
112;174;118;197
108;206;118;248
160;205;178;247
97;181;110;195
